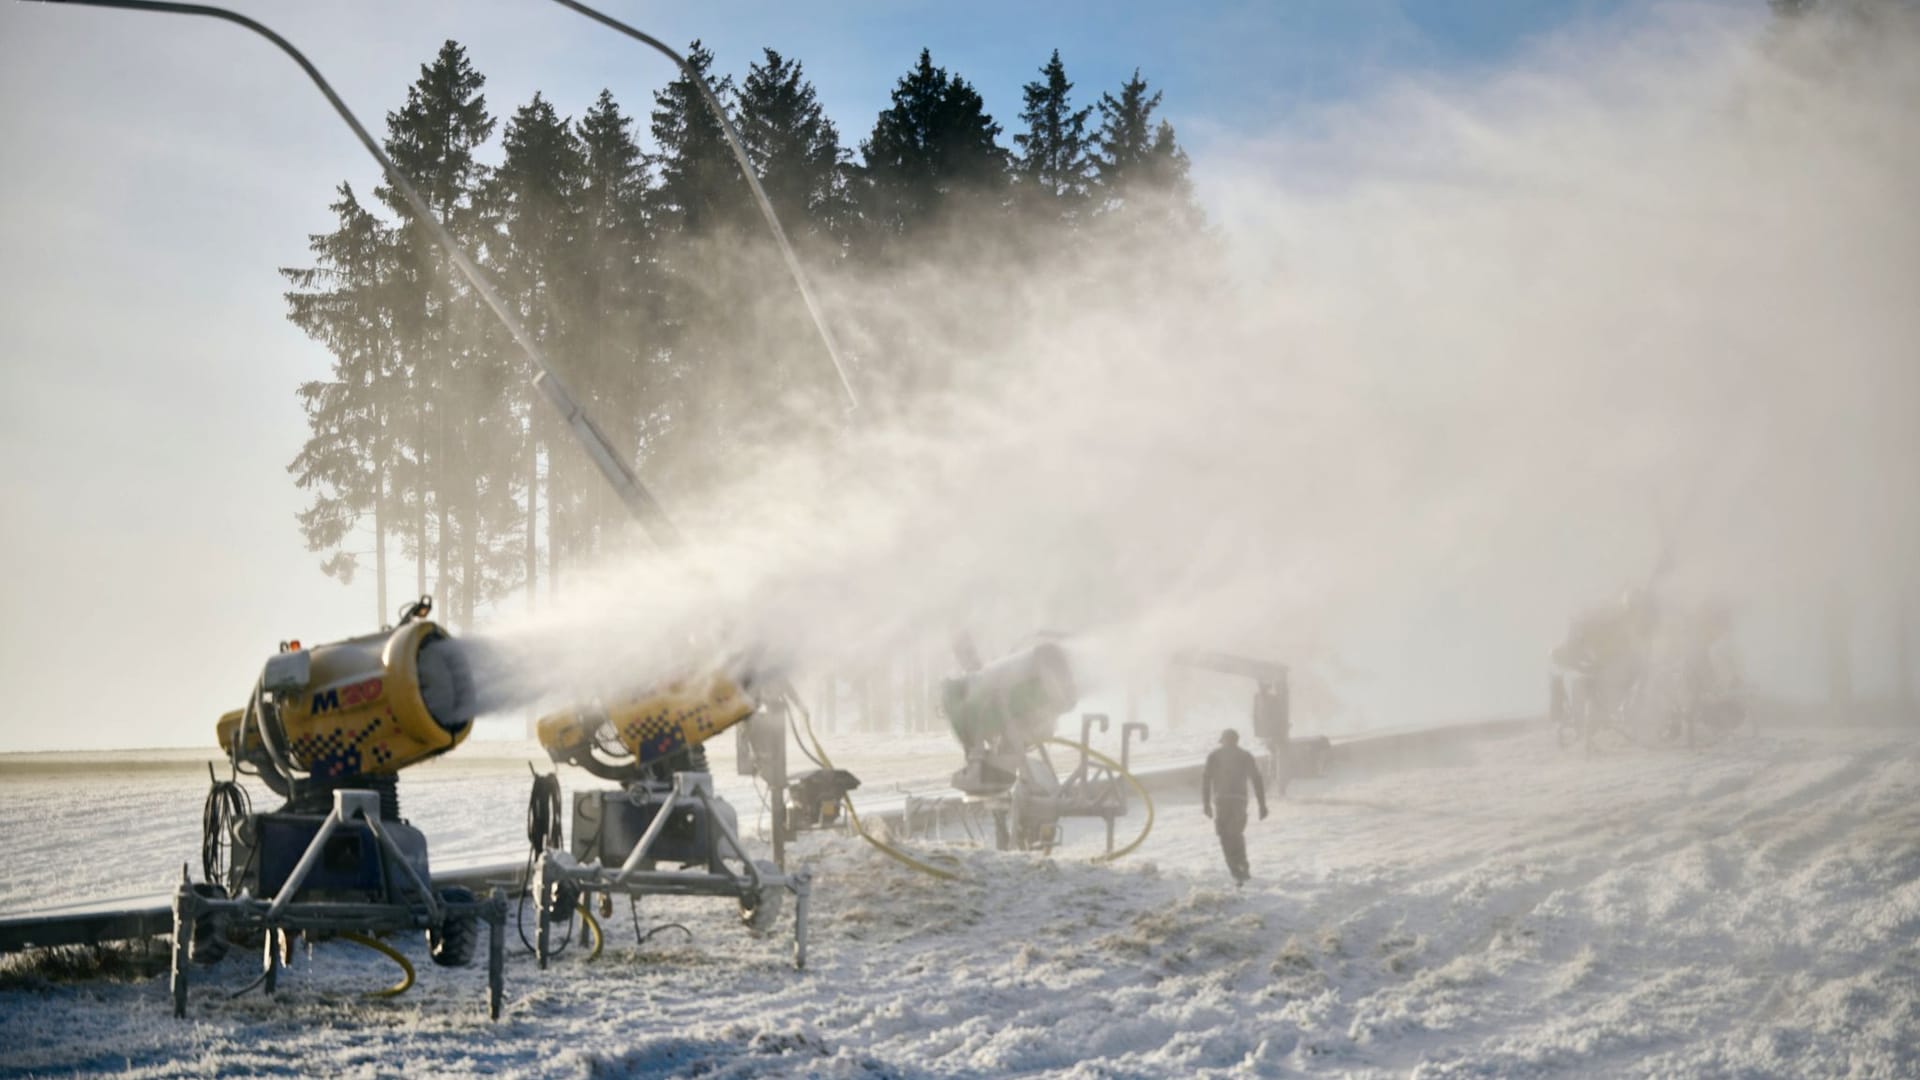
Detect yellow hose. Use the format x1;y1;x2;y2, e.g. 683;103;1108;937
788;691;1157;875
580;906;604;961
1038;737;1155;863
339;932;415;998
789;690;966;881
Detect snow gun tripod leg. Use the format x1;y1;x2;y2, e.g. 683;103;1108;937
261;923;278;997
486;887;506;1019
533;851;556;970
169;875;194;1018
792;873;811;971
1118;722;1148;853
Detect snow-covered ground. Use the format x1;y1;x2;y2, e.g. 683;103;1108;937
0;727;1222;915
3;720;1918;1077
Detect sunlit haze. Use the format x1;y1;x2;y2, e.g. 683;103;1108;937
2;0;1913;752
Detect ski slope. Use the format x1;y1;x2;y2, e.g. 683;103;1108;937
2;720;1917;1077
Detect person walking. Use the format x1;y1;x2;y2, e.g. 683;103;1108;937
1202;728;1268;884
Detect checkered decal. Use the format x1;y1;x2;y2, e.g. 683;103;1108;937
291;715;386;779
618;708;688;764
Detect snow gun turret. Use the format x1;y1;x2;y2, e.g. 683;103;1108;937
937;638;1150;854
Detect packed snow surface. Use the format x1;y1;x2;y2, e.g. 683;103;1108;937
3;721;1918;1077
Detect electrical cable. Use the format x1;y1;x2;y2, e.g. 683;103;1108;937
200;775;250;892
640;923;694;945
515;772;578;955
527;772;563;851
627;895;695;948
339;932;416;998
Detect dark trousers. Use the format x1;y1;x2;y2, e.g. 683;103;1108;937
1214;797;1250;880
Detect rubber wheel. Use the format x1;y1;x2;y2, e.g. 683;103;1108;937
428;886;478;967
739;860;784;935
189;883;230;965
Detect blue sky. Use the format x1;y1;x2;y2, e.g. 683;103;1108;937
0;0;1758;751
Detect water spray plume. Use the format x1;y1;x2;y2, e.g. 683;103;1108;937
473;4;1920;724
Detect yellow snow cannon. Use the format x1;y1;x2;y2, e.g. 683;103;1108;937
536;670;757;784
216;610;476;792
183;595;505;1020
528;669;809;971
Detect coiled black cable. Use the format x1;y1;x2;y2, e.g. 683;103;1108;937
528;772;563;851
201;775;250;892
517;772;576;955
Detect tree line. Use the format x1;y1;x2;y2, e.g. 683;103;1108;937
284;40;1207;628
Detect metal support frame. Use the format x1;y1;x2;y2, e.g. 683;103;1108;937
1002;715;1146;853
734;701;791;868
168;789;508;1019
922;716;1148;853
532;772;809;971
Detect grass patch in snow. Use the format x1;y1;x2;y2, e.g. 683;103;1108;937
0;935;171;987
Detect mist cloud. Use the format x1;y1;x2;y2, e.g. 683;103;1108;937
473;4;1920;727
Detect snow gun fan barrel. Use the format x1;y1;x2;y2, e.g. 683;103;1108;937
217;605;478;797
535;671;759;784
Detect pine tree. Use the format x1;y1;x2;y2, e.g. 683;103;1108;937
649;42;748;236
283;183;401;624
732;48;854;418
858;49;1010;241
370;42;506;626
1091;69;1202;232
569;89;659;564
484;92;585;608
646;43;758;493
1013;50;1094;225
736;48;853;241
377;40;499;626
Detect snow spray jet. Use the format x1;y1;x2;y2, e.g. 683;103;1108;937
476;4;1920;727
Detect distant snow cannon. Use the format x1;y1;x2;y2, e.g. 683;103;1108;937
526;670;811;971
937;638;1149;854
181;596;506;1020
943;640;1077;797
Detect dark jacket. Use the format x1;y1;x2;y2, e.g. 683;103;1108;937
1203;744;1267;811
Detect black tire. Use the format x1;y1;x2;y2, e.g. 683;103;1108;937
189;883;230;965
429;886;478;967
